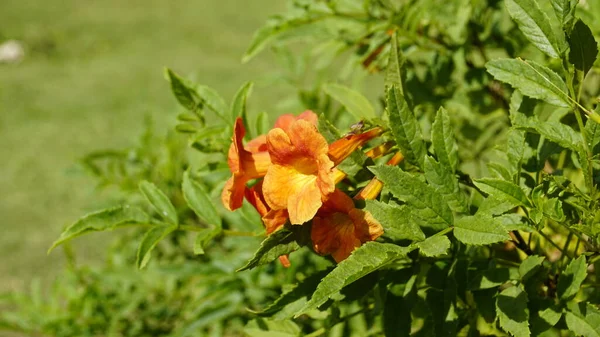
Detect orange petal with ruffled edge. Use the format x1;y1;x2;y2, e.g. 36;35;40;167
274;110;318;132
263;120;334;224
222;118;272;211
311;189;383;262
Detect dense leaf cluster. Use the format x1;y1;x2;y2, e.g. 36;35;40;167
2;0;600;336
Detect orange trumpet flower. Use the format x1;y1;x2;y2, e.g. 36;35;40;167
262;119;336;225
311;189;383;262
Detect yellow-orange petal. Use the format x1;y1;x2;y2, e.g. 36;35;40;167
244;181;269;217
354;152;404;201
321;188;355;214
278;255;291;268
288;177;323;224
246;134;268;152
328;127;383;166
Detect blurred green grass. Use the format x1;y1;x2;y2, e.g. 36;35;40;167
0;0;286;291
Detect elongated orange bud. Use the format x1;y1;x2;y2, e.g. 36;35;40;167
354;152;404;201
328;127;383;166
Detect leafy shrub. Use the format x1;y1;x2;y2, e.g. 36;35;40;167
2;0;600;336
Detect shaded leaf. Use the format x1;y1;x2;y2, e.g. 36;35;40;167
474;178;532;208
323;83;376;119
231;81;254;124
364;200;425;242
182;171;221;227
139;180;178;225
386;85;426;168
165;68;196;110
505;0;564;58
496;286;531;337
519;255;545;282
486;58;570;108
568;19;599;75
136;224;178;269
238;229;300;271
454;215;510;245
193;226;221;255
294;242;409;317
49;206;149;252
371;165;453;231
557;255;587;300
253;269;332;320
417;235;451;257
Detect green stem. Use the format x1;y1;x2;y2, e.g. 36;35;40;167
559;232;573;267
537;230;572;259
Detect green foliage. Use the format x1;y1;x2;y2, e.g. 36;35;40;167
5;0;600;336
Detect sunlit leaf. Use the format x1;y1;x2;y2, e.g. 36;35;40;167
294;242;409;317
386;85;426;168
486;58;570;107
557;255;587;300
454;215;510;245
323;83;376;120
49;206;149;252
505;0;565;58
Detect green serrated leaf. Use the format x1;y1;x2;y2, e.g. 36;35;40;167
432;107;458;172
193;226;221;255
165;68;196;110
565;303;600;337
505;0;565;58
196;85;228;119
253;269;331;320
244;318;301;337
454;215;510;245
386;85;426;168
469;267;519;290
585;119;600;155
474;178;533;208
139;180;178;225
364;200;425;242
49;206;149;253
323;83;376;120
182;171;221;227
496;286;531;337
136;224;178;269
511;111;583;153
568;19;599;76
486;58;570;108
557;255;587;300
551;0;577;31
423;156;467;213
231;81;253;125
417;235;451;257
519;255;545;282
385;32;405;93
506;129;526;182
294;242;409;317
371;165;453;231
238;229;300;272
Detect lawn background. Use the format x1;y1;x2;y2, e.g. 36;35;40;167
0;0;287;292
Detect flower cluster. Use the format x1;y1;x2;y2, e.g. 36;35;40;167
222;111;398;263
